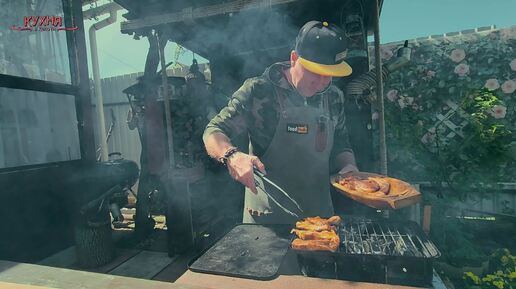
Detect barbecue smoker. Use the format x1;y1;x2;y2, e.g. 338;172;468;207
189;216;441;288
297;217;440;287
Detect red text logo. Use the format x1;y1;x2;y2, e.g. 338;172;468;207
11;16;78;31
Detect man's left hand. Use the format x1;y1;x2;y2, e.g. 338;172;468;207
338;164;359;176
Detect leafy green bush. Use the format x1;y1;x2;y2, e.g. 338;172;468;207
463;248;516;289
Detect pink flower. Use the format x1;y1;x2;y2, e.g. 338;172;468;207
510;59;516;71
484;78;500;91
426;70;436;78
489;105;507;119
450;49;466;63
406;97;414;105
454;63;470;77
501;80;516;94
386;89;398;102
372;112;379;121
381;48;394;60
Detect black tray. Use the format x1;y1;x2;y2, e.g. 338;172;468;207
188;224;292;280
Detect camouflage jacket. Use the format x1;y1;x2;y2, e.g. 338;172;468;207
203;62;353;163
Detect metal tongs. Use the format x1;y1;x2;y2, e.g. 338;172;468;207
253;168;303;218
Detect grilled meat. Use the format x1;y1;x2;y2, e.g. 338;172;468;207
291;216;341;252
295;216;341;231
291;238;339;252
291;229;339;242
338;175;391;195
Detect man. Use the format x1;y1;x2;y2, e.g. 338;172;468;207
203;20;358;224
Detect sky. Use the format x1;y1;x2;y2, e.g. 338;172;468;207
84;0;516;79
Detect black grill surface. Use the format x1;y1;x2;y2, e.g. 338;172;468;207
295;216;440;287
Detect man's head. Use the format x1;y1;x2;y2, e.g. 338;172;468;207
288;21;352;97
189;59;199;73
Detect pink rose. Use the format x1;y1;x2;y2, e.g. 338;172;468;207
510;59;516;71
454;63;470;77
386;89;398;102
489;105;507;119
484;78;500;91
450;49;466;63
501;80;516;94
381;47;394;60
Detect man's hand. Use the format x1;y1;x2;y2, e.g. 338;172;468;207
227;152;266;194
338;164;359;176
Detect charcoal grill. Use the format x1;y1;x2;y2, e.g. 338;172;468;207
295;216;440;287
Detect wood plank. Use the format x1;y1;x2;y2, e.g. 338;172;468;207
37;246;142;274
0;260;205;289
153;250;199;282
177;271;426;289
109;250;174;279
86;248;141;274
0;281;56;289
423;205;432;234
37;246;76;269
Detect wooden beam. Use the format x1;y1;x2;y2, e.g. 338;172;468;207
120;0;300;32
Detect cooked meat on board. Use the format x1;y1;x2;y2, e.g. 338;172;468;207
338;175;391;195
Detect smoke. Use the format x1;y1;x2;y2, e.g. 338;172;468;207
170;5;302;85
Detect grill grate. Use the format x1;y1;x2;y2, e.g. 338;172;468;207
339;218;439;258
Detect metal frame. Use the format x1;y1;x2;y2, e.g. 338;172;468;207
0;0;96;172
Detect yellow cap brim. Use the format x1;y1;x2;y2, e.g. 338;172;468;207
298;57;352;77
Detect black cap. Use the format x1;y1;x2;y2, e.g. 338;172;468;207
294;21;352;77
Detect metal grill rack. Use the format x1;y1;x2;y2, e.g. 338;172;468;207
340;217;440;258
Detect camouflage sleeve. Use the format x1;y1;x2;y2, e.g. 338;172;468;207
330;86;353;155
203;78;256;142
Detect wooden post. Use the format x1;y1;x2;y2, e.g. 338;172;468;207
422;205;432;234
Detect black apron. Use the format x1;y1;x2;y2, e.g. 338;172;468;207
243;87;336;224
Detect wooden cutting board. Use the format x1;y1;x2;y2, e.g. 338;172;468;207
331;172;421;210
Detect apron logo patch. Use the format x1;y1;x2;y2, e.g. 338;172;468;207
287;123;308;134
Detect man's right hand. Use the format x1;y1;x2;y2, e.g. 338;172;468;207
226;152;266;194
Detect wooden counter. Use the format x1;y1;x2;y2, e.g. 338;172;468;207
177;271;428;289
0;261;205;289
